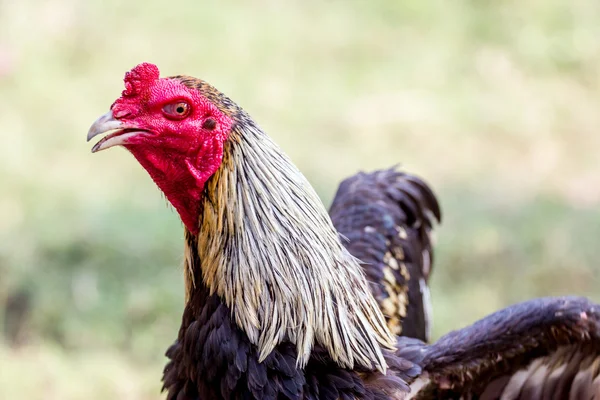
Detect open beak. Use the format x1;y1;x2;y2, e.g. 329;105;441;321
87;111;146;153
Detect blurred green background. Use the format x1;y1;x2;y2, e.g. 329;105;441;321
1;0;599;398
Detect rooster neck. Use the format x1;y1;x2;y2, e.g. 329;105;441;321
182;120;396;372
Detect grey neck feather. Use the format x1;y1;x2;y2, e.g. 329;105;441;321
188;120;396;372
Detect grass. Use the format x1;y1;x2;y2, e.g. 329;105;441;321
0;344;161;399
1;0;599;398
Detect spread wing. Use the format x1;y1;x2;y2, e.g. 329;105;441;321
329;167;441;341
409;296;600;399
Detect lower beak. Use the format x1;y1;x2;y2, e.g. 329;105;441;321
87;111;145;153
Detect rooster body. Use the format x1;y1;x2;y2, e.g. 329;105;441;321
162;230;420;399
88;63;600;399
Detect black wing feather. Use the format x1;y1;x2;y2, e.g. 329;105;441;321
410;296;600;399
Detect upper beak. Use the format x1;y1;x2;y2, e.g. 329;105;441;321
87;110;146;153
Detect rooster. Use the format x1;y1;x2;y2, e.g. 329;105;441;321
88;63;600;399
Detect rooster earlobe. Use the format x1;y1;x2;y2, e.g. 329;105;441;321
122;62;160;97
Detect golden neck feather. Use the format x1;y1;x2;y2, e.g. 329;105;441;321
183;121;396;372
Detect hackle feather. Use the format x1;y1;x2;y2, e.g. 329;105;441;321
180;103;396;371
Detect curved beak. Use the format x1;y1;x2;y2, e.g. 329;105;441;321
87;111;146;153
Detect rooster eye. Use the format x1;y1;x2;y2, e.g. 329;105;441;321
162;102;190;119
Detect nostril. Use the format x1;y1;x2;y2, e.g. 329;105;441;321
113;109;132;119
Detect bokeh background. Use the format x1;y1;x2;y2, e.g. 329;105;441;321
1;0;599;398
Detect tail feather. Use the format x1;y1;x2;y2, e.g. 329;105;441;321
329;167;441;342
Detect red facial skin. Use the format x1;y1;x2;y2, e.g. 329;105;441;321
110;63;234;234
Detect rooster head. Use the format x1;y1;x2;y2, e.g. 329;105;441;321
87;62;235;233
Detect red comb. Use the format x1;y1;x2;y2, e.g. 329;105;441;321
122;62;160;97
